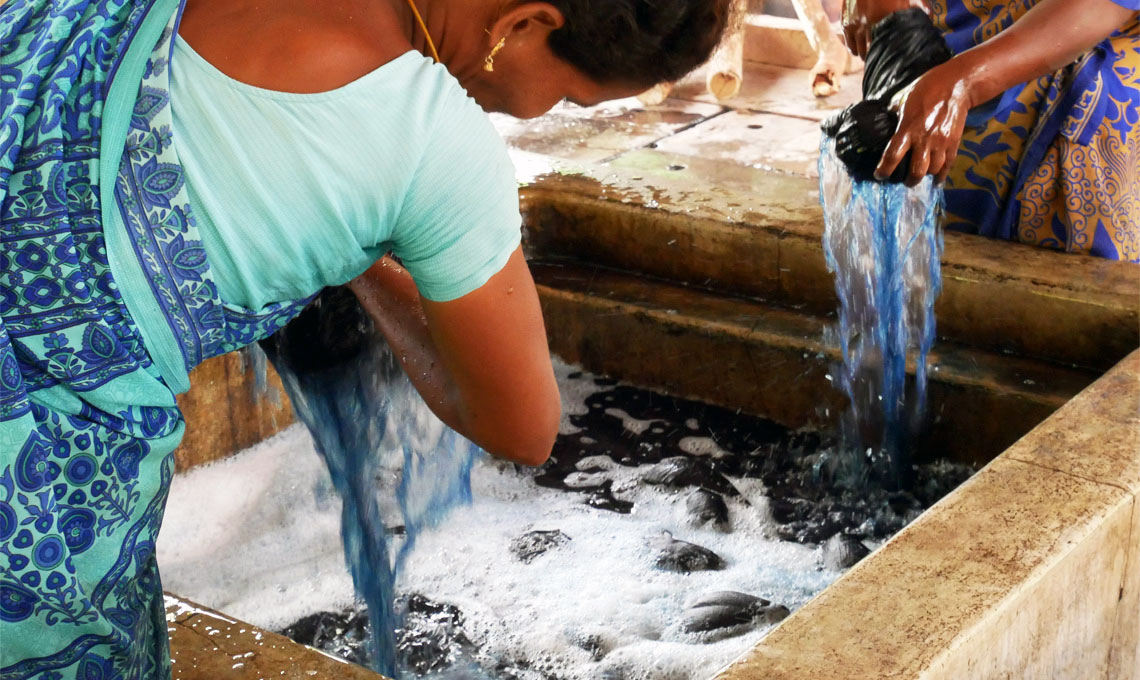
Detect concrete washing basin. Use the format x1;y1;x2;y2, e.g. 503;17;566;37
168;167;1139;679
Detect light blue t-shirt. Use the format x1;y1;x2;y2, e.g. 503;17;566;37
169;37;521;309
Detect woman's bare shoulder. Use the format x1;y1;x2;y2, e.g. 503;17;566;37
177;0;412;94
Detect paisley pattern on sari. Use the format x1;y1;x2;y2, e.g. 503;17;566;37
930;0;1140;261
1;1;310;677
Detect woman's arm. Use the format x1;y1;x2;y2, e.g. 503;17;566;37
875;0;1137;185
348;247;560;466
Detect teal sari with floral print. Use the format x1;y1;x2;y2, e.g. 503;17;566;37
0;1;310;677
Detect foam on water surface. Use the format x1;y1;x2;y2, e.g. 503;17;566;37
158;425;354;632
393;462;832;679
158;360;845;680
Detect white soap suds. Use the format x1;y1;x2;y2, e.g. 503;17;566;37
158;426;354;632
603;407;664;436
677;436;733;459
158;360;842;679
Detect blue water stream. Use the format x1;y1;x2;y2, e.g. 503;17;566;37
266;321;480;678
818;137;944;487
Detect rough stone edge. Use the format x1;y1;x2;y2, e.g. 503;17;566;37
165;593;390;680
712;350;1140;680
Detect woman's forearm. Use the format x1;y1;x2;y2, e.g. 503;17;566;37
955;0;1135;109
875;0;1134;183
347;251;560;466
347;257;466;431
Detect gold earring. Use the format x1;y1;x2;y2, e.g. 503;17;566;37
484;37;506;72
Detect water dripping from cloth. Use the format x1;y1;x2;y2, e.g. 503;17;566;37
259;288;482;678
818;136;943;489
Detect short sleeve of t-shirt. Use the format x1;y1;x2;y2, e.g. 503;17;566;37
390;79;521;302
1107;0;1138;9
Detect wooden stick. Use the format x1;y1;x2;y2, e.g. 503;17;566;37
637;81;674;106
706;0;748;101
789;0;850;97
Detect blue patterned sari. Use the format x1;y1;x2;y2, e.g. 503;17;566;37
932;0;1140;260
1;1;310;677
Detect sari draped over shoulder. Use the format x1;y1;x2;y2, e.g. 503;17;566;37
930;0;1140;261
0;1;311;677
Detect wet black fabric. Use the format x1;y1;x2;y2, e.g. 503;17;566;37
821;8;953;182
822;100;904;182
260;286;372;374
861;8;953;102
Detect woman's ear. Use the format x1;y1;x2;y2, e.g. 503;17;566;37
488;2;566;46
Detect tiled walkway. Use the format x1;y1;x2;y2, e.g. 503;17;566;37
491;60;862;181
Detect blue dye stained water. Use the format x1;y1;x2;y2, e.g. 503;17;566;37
818;137;944;487
268;329;480;678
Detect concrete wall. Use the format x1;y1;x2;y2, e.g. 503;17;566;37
717;352;1140;680
173;348;294;472
165;594;390;680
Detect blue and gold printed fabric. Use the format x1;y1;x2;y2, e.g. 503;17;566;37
931;0;1140;261
1;1;310;677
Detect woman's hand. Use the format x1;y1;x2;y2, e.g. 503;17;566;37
875;61;973;186
872;0;1135;186
842;0;928;59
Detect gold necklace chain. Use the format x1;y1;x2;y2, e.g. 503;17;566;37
404;0;440;62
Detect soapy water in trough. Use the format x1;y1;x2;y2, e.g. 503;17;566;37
158;287;969;680
159;12;962;676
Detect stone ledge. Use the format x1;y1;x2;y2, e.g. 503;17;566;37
715;350;1140;680
165;593;388;680
532;261;1098;465
520;173;1140;371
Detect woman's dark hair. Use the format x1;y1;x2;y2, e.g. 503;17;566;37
546;0;735;86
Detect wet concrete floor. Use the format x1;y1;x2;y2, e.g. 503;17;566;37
490;60;862;182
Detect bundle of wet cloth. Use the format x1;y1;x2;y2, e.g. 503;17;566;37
821;8;953;182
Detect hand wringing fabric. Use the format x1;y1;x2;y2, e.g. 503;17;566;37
821;8;953;183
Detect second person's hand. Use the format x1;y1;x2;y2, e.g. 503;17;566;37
874;61;974;186
842;0;929;59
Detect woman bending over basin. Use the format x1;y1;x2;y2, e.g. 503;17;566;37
0;0;730;676
845;0;1139;261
